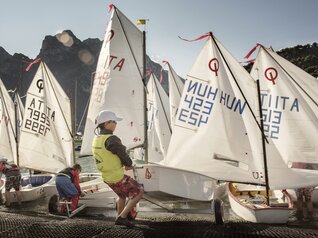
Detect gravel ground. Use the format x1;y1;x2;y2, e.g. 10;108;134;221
0;196;317;238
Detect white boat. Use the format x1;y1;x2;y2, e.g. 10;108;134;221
228;183;292;223
7;61;74;203
15;62;116;210
227;44;318;223
80;5;226;223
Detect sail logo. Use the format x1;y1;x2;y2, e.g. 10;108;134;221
105;30;114;44
36;79;44;93
208;58;219;76
264;67;278;85
24;98;56;136
261;93;299;139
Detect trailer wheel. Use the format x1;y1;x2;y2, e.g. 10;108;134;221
213;198;224;225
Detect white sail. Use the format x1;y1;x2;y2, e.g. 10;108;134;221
80;6;144;156
0;79;17;163
163;34;264;184
166;62;184;127
146;76;164;162
251;47;318;165
249;46;318;189
19;62;73;173
14;92;25;126
147;73;171;160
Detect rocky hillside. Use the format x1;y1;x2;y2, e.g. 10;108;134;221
0;31;317;131
0;30;167;132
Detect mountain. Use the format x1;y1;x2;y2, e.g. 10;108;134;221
244;43;318;77
0;30;168;132
0;31;317;131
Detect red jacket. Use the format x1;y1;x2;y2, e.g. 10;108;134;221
70;169;81;193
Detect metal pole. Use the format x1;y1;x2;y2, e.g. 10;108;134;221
256;79;270;206
142;30;148;163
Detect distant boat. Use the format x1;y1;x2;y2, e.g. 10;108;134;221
146;71;171;161
164;61;184;129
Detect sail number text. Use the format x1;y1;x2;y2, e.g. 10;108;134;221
24;98;55;136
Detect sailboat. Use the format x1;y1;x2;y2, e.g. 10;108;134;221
227;44;318;223
0;79;17;192
14;62;117;210
146;71;171;161
3;61;74;203
163;61;184;129
254;46;318;200
0;79;17;164
80;5;227;224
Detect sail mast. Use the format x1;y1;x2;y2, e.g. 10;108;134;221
142;30;148;163
256;79;270;206
14;98;19;166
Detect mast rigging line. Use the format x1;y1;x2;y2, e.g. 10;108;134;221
211;34;269;144
114;6;148;92
42;63;73;138
152;72;172;134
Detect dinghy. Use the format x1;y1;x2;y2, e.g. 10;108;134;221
227;44;318;223
5;61;74;203
228;183;292;223
0;79;54;203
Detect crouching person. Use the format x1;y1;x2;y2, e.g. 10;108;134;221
0;157;22;207
92;110;144;228
55;163;82;213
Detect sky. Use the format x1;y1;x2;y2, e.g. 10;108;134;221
1;0;318;78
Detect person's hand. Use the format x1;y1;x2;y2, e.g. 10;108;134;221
124;166;133;170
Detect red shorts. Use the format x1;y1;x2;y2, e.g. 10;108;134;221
107;175;142;199
296;187;315;200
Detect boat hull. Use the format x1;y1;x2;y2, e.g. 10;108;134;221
128;163;221;201
3;174;55;203
227;182;293;223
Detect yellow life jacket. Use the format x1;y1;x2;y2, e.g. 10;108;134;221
92;134;124;183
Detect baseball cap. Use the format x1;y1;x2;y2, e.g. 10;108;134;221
0;156;8;163
95;110;123;125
